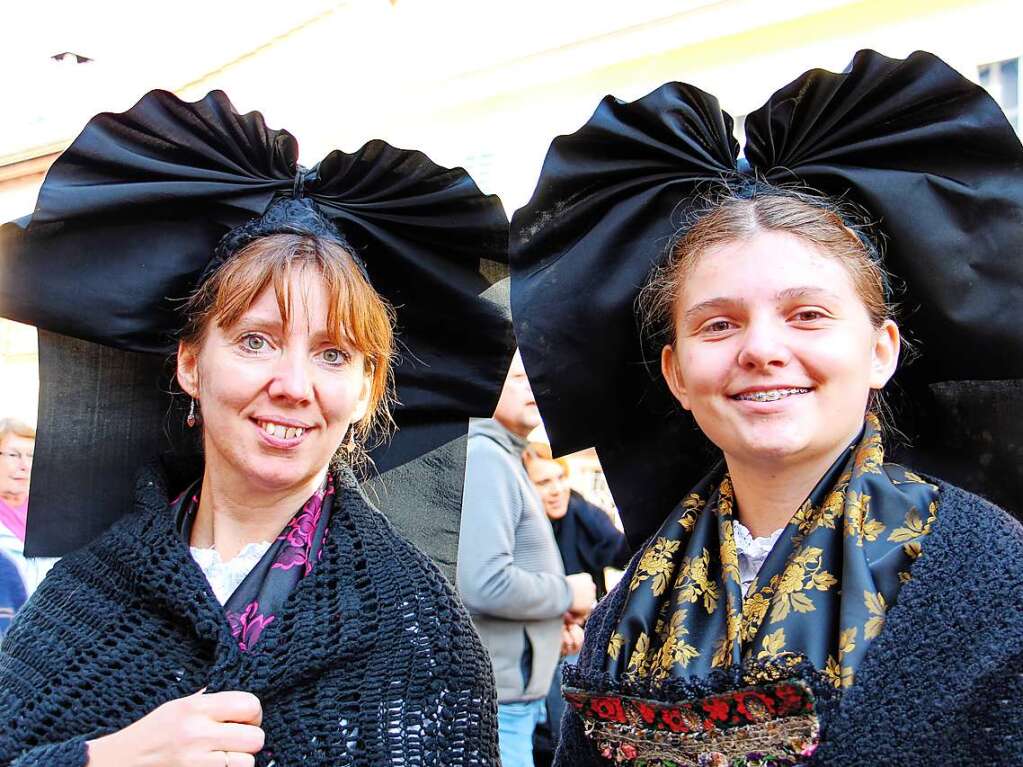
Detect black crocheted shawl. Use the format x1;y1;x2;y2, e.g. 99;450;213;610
555;481;1023;766
0;464;498;767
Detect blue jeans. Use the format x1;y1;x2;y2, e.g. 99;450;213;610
498;699;547;767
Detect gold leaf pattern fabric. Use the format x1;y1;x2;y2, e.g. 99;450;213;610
605;415;939;691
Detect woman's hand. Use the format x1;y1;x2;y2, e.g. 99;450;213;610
86;689;264;767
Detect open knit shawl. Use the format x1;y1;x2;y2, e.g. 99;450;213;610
0;464;499;767
555;480;1023;767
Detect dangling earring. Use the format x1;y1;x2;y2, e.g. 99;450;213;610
186;398;198;428
345;426;357;454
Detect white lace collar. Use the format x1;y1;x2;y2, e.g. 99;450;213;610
190;541;273;605
732;519;785;597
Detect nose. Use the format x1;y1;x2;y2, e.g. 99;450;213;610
268;351;313;402
736;316;792;371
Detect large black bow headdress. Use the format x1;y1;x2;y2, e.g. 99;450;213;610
0;89;513;573
511;50;1023;546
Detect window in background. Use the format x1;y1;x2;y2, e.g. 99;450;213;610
979;57;1020;133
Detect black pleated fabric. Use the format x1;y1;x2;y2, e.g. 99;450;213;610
0;89;514;557
510;50;1023;545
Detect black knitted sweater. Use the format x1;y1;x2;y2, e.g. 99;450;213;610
555;481;1023;766
0;464;499;767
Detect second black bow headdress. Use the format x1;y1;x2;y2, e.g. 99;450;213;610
511;50;1023;545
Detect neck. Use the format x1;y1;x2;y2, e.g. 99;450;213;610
725;441;854;539
494;415;531;439
0;490;27;507
190;467;326;561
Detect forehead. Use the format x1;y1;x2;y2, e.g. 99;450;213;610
229;268;333;329
680;230;859;308
1;434;33;451
527;458;564;480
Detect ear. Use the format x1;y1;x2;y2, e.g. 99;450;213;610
177;341;200;398
868;319;900;389
661;343;691;411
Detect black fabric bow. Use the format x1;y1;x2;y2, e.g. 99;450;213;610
0;89;514;566
510;50;1023;545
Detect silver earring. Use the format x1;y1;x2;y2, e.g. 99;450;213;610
186;398;198;428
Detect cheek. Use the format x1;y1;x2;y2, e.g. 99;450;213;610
799;332;875;388
318;371;370;422
679;344;729;395
200;361;265;411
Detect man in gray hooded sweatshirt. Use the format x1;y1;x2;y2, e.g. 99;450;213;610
458;350;595;767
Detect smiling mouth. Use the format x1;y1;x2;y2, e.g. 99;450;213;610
257;420;307;440
733;387;812;402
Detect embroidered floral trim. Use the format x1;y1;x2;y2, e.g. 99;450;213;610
565;680;819;766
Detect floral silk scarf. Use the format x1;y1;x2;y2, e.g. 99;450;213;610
570;416;939;765
175;475;334;651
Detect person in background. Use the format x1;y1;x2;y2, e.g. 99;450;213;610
523;443;631;601
458;350;597;767
523;443;632;765
0;419;57;598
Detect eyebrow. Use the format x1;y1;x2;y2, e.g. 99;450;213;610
682;286;844;325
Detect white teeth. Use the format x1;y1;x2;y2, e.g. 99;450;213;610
260;421;305;439
735;388;810;402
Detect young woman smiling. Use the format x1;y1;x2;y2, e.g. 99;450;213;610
511;51;1023;766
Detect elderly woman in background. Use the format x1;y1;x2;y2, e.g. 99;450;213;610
0;419;57;598
0;90;508;767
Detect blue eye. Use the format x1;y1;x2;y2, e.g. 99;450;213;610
321;348;348;365
242;334;267;351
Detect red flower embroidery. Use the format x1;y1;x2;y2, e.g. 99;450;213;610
619;743;638;760
702;696;731;721
773;683;805;714
635;701;657;725
590;696;627;723
660;707;694;733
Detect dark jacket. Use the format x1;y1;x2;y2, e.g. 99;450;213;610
555;480;1023;766
0;551;25;639
0;464;499;767
552;492;631;600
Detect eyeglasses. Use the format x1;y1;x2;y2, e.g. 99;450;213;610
0;451;33;463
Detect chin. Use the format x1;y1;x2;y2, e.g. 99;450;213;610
246;460;322;493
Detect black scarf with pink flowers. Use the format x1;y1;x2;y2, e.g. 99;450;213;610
174;475;334;651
